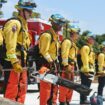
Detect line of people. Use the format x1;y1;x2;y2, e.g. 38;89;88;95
34;13;105;105
36;13;105;105
0;0;105;105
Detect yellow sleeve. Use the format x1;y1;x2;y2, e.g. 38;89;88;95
89;52;95;64
98;53;104;71
3;20;21;64
0;29;3;46
61;39;72;66
39;33;53;62
81;45;90;72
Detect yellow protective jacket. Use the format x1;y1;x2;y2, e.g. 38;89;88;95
97;53;105;73
3;16;31;64
39;28;60;62
0;29;3;46
61;39;78;66
80;45;95;73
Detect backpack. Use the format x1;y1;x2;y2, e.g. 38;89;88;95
27;30;54;70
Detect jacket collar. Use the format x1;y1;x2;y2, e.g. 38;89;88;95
17;15;27;26
49;28;58;41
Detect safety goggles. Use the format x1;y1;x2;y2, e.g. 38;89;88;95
55;19;66;26
24;9;32;13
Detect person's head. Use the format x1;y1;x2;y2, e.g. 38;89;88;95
100;43;105;52
15;0;37;20
86;32;95;45
67;23;80;42
49;14;66;32
102;46;105;52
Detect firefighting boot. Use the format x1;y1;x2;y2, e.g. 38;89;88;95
80;100;90;105
66;102;70;105
59;102;65;105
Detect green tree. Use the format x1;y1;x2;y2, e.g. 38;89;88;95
12;11;18;17
82;30;91;36
0;0;7;3
31;12;41;18
95;34;105;44
0;0;7;18
0;10;3;18
12;11;41;18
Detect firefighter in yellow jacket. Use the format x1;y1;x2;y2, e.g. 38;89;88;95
96;44;105;98
2;0;36;103
79;32;95;104
0;29;3;46
0;29;3;76
38;14;66;105
59;24;80;105
0;29;3;60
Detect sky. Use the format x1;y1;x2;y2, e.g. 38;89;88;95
1;0;105;35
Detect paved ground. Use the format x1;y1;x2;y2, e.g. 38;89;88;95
0;83;105;105
24;83;105;105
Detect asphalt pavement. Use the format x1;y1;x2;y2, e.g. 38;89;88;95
0;82;105;105
24;83;105;105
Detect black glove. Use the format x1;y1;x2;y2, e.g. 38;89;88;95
48;62;57;73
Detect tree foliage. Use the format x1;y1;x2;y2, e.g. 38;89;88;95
0;0;7;3
95;34;105;44
0;10;3;18
12;11;18;17
75;30;105;53
0;0;7;18
31;12;41;18
12;11;41;18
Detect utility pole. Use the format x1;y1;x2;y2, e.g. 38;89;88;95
65;20;70;38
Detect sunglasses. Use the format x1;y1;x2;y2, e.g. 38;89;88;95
56;21;66;26
24;9;32;13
